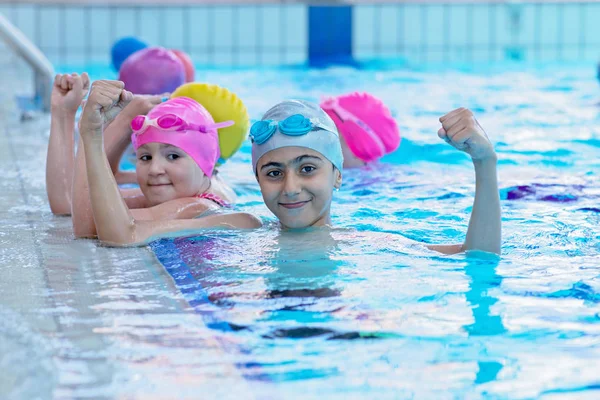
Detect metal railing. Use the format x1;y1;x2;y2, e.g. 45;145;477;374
0;12;53;112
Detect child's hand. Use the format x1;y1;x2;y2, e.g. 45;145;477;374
125;93;168;118
102;93;167;141
438;108;496;161
79;80;133;140
51;72;90;115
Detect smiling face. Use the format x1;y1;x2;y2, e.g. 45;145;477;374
256;146;342;230
135;143;210;206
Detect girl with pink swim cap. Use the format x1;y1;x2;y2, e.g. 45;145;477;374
70;79;260;244
320;92;401;168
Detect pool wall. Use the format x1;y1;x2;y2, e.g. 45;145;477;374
1;1;599;68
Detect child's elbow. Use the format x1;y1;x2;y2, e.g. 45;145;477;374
97;220;139;247
234;213;262;229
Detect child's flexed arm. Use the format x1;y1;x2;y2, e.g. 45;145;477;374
46;72;89;215
427;108;501;255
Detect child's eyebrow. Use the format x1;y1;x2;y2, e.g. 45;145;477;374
260;161;285;171
261;155;323;171
292;155;323;164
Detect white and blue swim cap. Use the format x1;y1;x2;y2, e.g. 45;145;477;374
250;100;344;174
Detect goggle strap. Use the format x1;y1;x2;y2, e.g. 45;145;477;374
211;120;235;130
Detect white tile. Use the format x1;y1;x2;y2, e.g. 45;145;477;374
492;3;511;61
424;5;445;49
236;6;258;50
471;4;492;47
260;51;279;66
212;6;234;50
378;5;401;53
287;51;306;66
560;5;580;54
138;7;162;46
38;7;61;52
14;4;36;43
538;4;560;46
353;6;376;57
162;8;186;50
112;7;138;43
237;50;258;67
284;5;306;51
88;8;111;54
583;3;600;57
447;5;468;49
64;8;86;56
213;51;234;66
186;7;209;55
259;6;282;53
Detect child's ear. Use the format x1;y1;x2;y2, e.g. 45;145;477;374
334;168;342;189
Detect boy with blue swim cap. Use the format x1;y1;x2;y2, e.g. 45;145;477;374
251;100;501;255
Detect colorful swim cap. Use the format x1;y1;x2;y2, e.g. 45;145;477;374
131;97;234;177
320;92;400;162
171;83;249;166
250;100;344;174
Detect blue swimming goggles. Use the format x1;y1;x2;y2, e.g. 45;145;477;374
249;114;322;144
250;100;344;174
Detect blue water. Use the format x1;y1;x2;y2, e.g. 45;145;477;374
35;64;600;397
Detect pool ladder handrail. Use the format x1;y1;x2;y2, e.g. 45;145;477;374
0;12;54;112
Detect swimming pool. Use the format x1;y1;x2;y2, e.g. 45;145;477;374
1;62;600;398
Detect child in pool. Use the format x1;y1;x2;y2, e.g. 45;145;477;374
78;80;260;245
45;73;237;238
250;99;501;255
81;81;499;255
320;92;400;169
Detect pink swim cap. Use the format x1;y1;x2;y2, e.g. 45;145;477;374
320;92;400;163
131;97;233;177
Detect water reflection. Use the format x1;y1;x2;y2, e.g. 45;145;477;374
463;256;506;385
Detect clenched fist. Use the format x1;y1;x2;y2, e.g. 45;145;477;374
79;80;133;140
438;108;496;162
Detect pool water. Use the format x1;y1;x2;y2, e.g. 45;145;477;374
4;63;600;399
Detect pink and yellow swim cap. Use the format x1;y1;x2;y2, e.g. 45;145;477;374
130;96;233;177
320;92;400;163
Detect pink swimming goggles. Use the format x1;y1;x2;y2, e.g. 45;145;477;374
131;114;234;135
129;96;234;177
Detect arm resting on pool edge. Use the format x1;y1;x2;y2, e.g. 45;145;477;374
79;80;262;246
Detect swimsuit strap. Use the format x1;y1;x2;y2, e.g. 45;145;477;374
195;192;229;208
